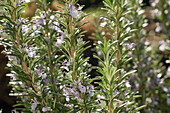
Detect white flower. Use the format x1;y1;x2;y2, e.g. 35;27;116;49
57;39;63;45
97;41;102;44
31;98;37;111
97;94;105;99
151;9;161;16
144;41;150;45
168;0;170;5
125;82;131;88
22;25;29;33
25;46;36;57
151;0;159;7
155;23;162;33
146;46;152;52
167;66;170;78
50;15;55;20
23;0;30;3
100;21;107;27
159;40;167;51
159;44;166;51
66;96;70;101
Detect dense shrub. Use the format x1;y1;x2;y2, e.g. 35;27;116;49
0;0;169;112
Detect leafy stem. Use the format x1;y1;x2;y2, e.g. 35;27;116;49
10;1;48;106
68;0;77;81
116;4;120;78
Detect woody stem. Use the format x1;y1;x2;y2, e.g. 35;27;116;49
69;0;77;81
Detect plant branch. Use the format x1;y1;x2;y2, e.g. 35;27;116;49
68;0;77;81
11;1;47;106
116;5;120;78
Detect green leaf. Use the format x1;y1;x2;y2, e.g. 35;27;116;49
95;81;107;92
120;70;136;82
97;67;107;80
109;49;117;65
110;69;121;85
32;73;35;84
0;15;15;25
133;105;147;112
78;57;89;68
94;55;106;67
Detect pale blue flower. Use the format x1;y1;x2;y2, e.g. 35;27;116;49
25;45;36;58
11;109;17;113
79;85;86;93
43;78;50;85
78;81;86;93
151;9;161;17
44;88;49;92
66;104;73;107
13;56;21;64
152;97;158;106
31;98;37;111
52;21;61;32
42;107;47;112
69;4;79;18
22;25;29;33
87;85;94;97
162;86;168;93
61;59;70;71
38;69;47;79
41;73;47;79
74;91;80;99
20;84;25;88
155;22;162;33
40;13;46;25
168;0;170;5
100;21;107;27
17;0;21;6
127;43;135;50
97;94;105;99
113;89;118;96
63;87;72;95
150;0;159;7
11;74;16;80
77;3;83;10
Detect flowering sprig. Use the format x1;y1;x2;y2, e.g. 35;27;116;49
52;1;99;112
93;0;146;112
0;0;98;112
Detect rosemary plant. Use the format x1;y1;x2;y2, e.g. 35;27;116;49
126;0;169;112
0;0;97;112
127;0;147;112
94;0;146;112
1;0;168;113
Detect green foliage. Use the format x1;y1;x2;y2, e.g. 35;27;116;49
1;0;168;112
93;0;146;112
